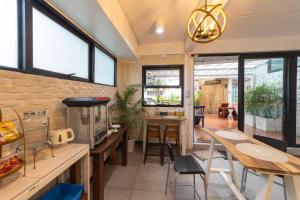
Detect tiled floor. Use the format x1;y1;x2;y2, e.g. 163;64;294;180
194;114;237;142
103;144;287;200
194;114;300;144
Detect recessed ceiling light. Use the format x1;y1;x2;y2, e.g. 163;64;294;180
156;28;164;34
155;19;164;34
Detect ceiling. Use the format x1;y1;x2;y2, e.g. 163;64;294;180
118;0;300;44
118;0;199;44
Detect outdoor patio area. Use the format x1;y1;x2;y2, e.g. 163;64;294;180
194;114;300;144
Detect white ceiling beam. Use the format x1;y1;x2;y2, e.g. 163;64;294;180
96;0;139;59
190;35;300;55
139;42;185;56
47;0;139;60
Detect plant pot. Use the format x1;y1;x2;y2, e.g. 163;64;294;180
245;114;253;126
127;139;135;153
245;114;282;132
256;116;282;132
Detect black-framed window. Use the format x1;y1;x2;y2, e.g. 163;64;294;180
0;0;19;69
268;58;284;73
32;7;89;79
142;65;184;107
94;45;116;86
0;0;117;86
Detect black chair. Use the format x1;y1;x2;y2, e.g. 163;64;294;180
240;135;287;200
162;124;180;165
165;141;207;200
194;105;205;128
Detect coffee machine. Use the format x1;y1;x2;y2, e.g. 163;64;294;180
62;97;110;149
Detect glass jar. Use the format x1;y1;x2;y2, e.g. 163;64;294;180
23;110;49;148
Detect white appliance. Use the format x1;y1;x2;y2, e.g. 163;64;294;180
50;128;75;147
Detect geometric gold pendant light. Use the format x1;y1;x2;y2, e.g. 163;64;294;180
187;0;227;43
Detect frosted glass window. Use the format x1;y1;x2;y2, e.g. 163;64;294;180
94;47;115;86
32;8;89;78
0;0;18;68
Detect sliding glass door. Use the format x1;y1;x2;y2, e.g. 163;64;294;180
194;52;300;147
193;56;238;144
296;57;300;145
243;58;284;141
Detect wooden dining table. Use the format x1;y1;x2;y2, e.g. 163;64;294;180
201;128;300;200
144;115;187;155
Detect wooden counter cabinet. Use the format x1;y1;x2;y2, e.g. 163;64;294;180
91;126;128;200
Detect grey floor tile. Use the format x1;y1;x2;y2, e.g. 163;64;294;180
133;178;167;192
102;147;289;200
133;163;168;192
127;152;144;166
130;190;169;200
104;188;132;200
105;165;139;189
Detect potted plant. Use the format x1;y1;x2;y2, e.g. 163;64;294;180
110;85;145;153
194;91;202;106
245;83;282;132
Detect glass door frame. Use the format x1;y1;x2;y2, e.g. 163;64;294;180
238;54;289;146
195;51;300;147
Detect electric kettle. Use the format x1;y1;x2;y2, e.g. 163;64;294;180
50;128;75;147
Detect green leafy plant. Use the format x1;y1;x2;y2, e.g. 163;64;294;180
154;95;163;104
245;83;282;118
194;91;202;106
109;85;145;139
169;93;180;104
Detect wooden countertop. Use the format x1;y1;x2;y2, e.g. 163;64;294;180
145;116;186;121
201;128;300;175
0;143;90;200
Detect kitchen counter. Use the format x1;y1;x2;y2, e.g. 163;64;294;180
0;143;90;200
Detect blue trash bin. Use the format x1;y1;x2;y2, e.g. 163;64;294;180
40;183;84;200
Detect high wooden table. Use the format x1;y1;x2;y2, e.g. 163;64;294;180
144;116;187;155
0;143;90;200
91;126;128;200
201;128;300;200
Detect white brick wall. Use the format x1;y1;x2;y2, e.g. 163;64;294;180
0;70;118;130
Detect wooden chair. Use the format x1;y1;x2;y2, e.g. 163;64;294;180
218;103;229;118
194;105;205;127
162;124;180;165
144;124;163;165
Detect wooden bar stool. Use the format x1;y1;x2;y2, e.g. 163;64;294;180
162;124;180;165
144;124;163;165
